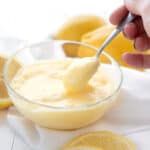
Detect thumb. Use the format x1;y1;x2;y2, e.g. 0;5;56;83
125;0;150;37
141;10;150;37
122;53;150;68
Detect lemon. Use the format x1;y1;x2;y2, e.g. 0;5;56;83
62;131;136;150
0;53;21;109
55;15;106;56
65;145;103;150
0;98;12;109
55;15;106;41
79;25;136;66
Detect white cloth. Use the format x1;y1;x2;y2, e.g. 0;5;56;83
7;68;150;150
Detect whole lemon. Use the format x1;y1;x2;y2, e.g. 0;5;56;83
55;15;106;57
55;15;106;41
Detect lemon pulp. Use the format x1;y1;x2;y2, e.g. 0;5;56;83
62;131;136;150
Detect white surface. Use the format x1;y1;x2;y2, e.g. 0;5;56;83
1;111;149;150
0;111;14;150
127;130;150;149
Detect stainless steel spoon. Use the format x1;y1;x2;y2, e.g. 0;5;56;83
62;13;136;91
96;13;136;58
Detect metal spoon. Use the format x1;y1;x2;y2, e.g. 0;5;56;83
96;13;136;58
62;13;136;92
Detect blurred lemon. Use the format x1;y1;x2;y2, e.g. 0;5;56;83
55;15;106;41
0;54;21;109
62;131;136;150
0;98;12;109
55;15;106;56
64;145;103;150
78;25;136;66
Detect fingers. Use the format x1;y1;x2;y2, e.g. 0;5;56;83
109;5;128;25
123;22;138;39
124;0;140;15
133;17;145;35
122;53;150;68
123;17;145;39
123;17;150;51
111;4;150;69
141;15;150;38
134;34;150;50
110;6;150;50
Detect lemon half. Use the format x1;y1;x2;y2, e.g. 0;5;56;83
62;131;136;150
65;145;103;150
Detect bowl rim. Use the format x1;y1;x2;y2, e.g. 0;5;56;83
3;40;123;110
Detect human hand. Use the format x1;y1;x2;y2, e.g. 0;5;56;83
109;0;150;68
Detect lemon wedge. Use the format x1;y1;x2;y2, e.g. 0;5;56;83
0;53;21;109
62;131;136;150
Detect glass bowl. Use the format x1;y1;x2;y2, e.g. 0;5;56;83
3;40;123;130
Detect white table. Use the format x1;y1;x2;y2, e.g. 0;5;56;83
0;110;27;150
1;109;150;150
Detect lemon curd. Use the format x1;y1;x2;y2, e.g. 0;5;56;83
63;57;99;92
11;58;117;129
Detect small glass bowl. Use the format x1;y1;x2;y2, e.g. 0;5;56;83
3;40;123;130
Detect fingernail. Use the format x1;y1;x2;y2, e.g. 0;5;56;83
123;25;129;37
133;42;136;49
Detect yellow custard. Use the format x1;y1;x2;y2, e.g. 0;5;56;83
12;59;113;107
11;58;117;129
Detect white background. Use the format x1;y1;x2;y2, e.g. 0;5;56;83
0;0;122;42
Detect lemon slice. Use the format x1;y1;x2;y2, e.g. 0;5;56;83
62;131;136;150
65;145;103;150
0;53;21;109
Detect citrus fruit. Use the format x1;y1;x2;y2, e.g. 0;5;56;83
62;131;136;150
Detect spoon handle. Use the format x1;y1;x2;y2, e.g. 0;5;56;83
96;13;136;58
